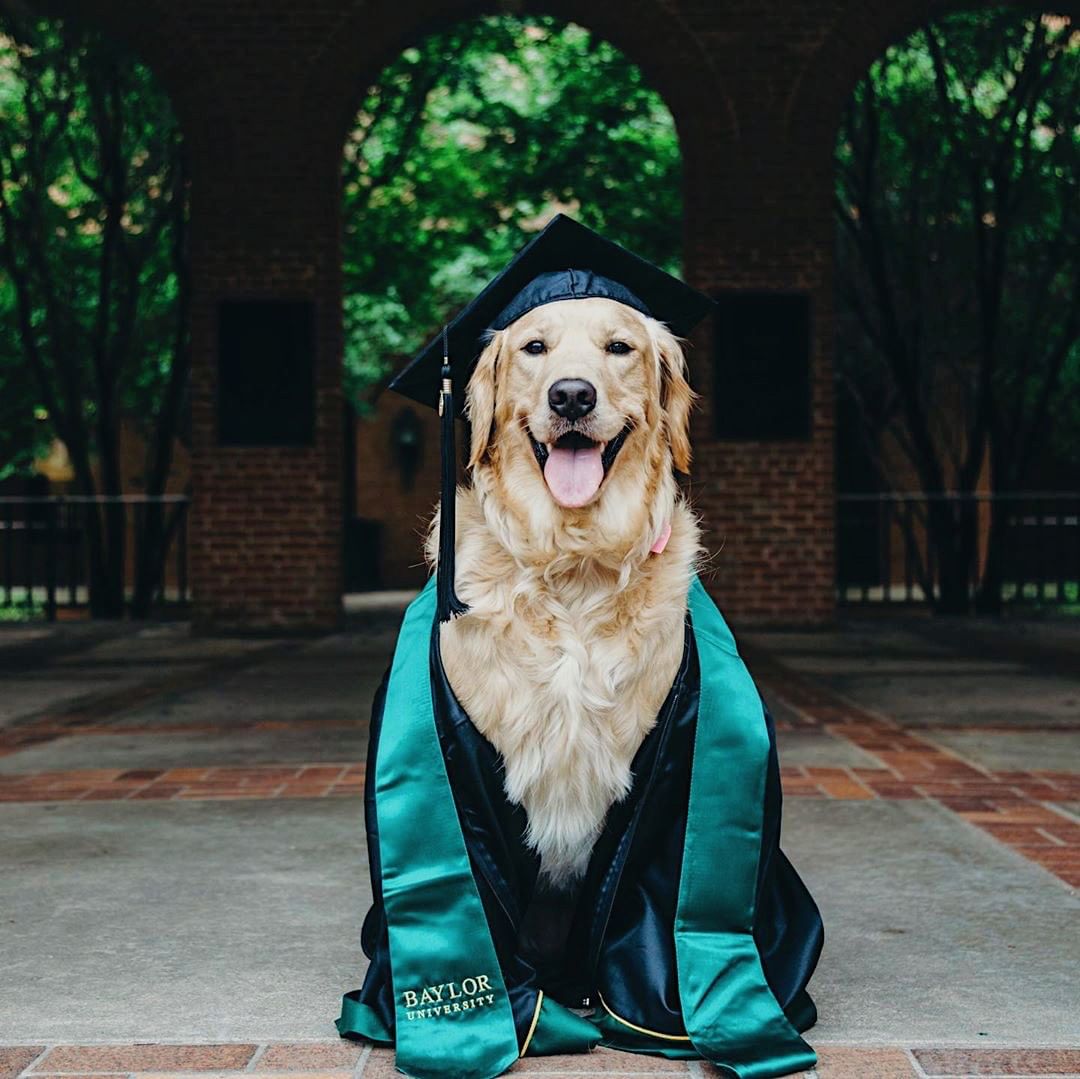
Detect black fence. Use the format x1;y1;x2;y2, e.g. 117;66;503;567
0;495;190;621
6;491;1076;619
837;493;1080;608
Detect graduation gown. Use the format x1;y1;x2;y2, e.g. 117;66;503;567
336;572;823;1079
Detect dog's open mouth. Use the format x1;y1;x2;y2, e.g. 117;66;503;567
527;424;632;508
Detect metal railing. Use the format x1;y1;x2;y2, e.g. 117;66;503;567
837;492;1080;607
0;494;190;621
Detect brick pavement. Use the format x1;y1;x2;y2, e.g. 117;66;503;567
743;646;1080;889
1;614;1077;1068
1;760;1077;808
3;1043;1080;1079
0;763;365;802
0;641;297;757
3;632;1078;888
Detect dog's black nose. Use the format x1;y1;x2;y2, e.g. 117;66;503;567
548;379;597;420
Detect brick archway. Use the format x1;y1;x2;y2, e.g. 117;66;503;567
23;0;1037;630
297;1;736;177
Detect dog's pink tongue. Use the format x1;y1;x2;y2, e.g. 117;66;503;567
544;445;604;507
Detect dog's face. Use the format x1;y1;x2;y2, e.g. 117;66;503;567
465;296;696;534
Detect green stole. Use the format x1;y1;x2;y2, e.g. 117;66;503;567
337;573;817;1079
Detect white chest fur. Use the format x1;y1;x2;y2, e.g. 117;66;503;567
439;569;687;888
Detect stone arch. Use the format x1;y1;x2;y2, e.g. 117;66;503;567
300;0;737;235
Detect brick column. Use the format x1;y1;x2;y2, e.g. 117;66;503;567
185;143;345;633
680;129;836;626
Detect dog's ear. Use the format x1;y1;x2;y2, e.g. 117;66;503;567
466;330;503;470
650;320;698;474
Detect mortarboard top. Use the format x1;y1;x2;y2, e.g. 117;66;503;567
388;213;716;416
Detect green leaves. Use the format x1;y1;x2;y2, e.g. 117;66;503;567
0;14;187;476
835;9;1080;488
342;14;681;407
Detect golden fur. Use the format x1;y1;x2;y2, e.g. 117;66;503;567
424;297;706;887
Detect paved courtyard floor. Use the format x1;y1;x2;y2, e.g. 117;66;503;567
1;600;1077;1079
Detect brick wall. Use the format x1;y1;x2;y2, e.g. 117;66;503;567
44;0;1070;629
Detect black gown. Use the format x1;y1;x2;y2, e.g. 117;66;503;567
348;606;824;1050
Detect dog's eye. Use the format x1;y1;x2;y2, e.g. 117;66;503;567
523;340;546;356
606;341;633;355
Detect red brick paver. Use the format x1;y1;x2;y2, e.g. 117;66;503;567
31;1045;258;1072
254;1044;365;1071
0;1048;44;1079
914;1047;1080;1075
0;764;364;803
811;1046;917;1077
0;717;359;755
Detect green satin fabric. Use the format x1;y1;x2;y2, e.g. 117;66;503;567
335;990;391;1045
337;572;816;1079
524;995;603;1057
346;573;521;1079
671;577;817;1078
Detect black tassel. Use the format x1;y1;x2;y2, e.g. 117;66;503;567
437;325;470;623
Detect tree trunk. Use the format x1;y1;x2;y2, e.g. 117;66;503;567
85;500;125;618
977;439;1011;616
976;495;1007;615
132;146;190;619
927;497;978;614
131;500;165;618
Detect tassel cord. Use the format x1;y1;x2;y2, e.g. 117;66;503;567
437;326;470;623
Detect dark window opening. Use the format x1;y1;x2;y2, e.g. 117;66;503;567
712;291;811;441
217;299;316;446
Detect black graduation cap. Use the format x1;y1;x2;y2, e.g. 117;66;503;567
389;214;714;412
388;213;715;622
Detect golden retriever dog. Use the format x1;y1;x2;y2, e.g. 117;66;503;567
425;296;706;889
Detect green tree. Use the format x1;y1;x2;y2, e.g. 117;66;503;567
0;13;189;616
342;15;682;412
836;9;1080;613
